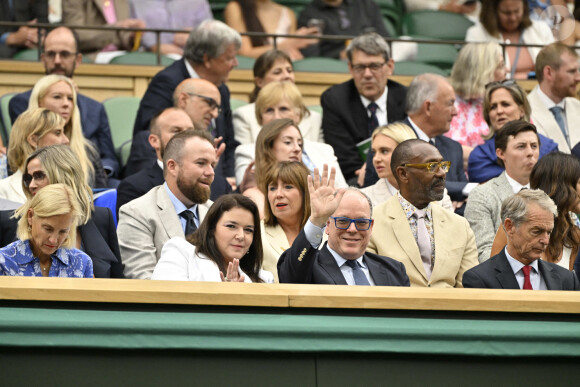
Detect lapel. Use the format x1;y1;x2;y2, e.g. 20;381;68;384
403;117;419;138
265;224;290;256
349;80;370;139
197;200;212;224
494;172;516;198
147;162;164;185
538;260;561;290
386;80;405;122
565;99;580;148
79;218;117;263
529;88;570;152
493;250;520;289
429;205;447;282
155;187;184;239
318;245;349;285
387;198;428;281
363;255;387;285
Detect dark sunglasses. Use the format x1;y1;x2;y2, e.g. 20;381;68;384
484;79;517;89
23;171;47;187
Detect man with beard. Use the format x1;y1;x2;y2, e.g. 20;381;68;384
464;189;580;290
465;121;540;263
118;129;216;279
528;43;580;153
8;26;119;178
367;139;478;287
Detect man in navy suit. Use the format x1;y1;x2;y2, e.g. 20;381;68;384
365;74;475;211
116;107;231;216
463;189;580;290
278;166;409;286
8;26;119;177
320;32;407;185
129;20;241;185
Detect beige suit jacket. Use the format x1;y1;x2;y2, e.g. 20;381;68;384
367;196;478;287
118;185;211;279
261;223;289;283
528;86;580;153
62;0;133;53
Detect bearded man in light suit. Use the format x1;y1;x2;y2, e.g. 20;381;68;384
117;129;215;279
367;139;478;287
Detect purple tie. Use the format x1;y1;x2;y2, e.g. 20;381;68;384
414;209;432;279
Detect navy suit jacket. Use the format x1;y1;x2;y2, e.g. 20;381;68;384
321;79;407;182
277;230;410;286
463;249;580;290
0;206;123;278
131;58;239;177
116;160;231;217
9;90;119;176
364;117;467;201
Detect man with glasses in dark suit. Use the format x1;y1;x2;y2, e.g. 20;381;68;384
278;165;409;286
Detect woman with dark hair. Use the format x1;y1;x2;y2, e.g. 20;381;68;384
467;80;558;182
466;0;554;79
224;0;318;59
261;161;311;281
152;194;273;283
233;49;322;144
491;152;580;270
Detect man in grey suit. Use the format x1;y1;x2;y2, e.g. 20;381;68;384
464;189;580;290
465;121;540;263
117;129;216;279
527;43;580;153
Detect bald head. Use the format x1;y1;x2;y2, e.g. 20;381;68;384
149;107;194;160
174;78;222;131
41;27;82;78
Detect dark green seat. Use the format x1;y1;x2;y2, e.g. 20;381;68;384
414;40;459;71
292;57;348;73
393;61;448;76
402;10;473;41
0;93;16;146
236;55;256;70
109;52;175;66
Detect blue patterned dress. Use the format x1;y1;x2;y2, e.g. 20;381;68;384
0;240;93;278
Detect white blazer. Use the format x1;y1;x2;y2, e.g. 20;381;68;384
234;140;348;188
151;237;274;283
233;103;324;144
465;19;554;70
0;170;25;203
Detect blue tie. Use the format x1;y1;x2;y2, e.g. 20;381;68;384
367;102;379;136
301;151;316;173
549;106;569;147
180;210;197;236
345;260;371;286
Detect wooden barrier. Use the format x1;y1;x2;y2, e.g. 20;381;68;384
0;60;543;107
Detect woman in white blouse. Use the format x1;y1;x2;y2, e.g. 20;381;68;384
152;194;274;283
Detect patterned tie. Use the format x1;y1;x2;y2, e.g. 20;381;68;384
414;209;432;279
301;152;316;173
367;102;379;135
180;210;197;236
549;106;569;147
344;260;371;286
521;265;533;290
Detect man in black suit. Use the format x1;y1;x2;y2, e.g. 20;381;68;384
278;166;409;286
116;107;231;216
130;19;241;184
463;189;580;290
365;74;475;212
9;26;119;178
320;32;407;185
0;0;46;58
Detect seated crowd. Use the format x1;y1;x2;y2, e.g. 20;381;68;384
0;3;580;292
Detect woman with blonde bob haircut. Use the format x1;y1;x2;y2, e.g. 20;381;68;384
28;74;107;188
362;123;453;211
260;161;311;281
0;108;68;202
0;184;93;277
254;81;310;127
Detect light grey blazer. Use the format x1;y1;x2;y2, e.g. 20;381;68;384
528;86;580;153
117;185;212;279
464;172;515;263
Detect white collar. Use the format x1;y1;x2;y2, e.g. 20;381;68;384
504;172;530;194
360;86;388;112
407;117;431;142
536;85;566;110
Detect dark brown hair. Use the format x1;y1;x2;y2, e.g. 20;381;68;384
479;0;532;38
235;0;269;47
187;194;264;283
494;120;538;168
250;49;293;102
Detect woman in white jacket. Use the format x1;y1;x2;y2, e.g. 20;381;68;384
152;194;274;283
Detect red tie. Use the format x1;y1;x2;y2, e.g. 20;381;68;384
521;265;533;290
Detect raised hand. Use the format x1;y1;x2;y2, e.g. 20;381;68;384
220;258;246;283
308;164;345;227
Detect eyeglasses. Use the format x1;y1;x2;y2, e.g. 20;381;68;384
351;62;386;74
403;161;451;173
187;92;222;114
23;171;47;187
330;217;373;231
44;50;77;60
484;79;517;89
